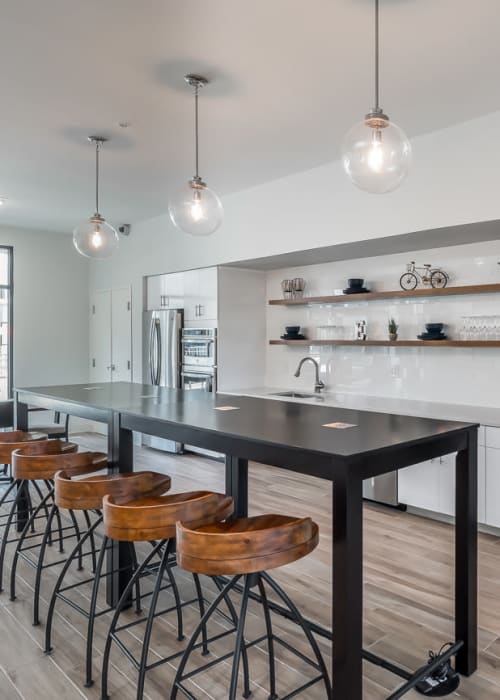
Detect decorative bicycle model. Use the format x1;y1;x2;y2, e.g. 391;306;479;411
399;262;449;290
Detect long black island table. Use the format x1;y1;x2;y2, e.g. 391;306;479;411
14;382;478;699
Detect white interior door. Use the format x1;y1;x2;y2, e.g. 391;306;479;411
90;290;112;382
111;287;132;381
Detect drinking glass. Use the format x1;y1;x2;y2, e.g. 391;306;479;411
459;317;469;340
292;278;306;298
281;279;293;299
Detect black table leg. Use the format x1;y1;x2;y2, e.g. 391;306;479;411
13;395;29;532
14;394;28;431
225;456;248;518
455;427;478;675
106;414;134;607
332;470;363;700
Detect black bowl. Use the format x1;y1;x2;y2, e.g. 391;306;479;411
285;326;300;334
425;323;444;332
347;278;364;288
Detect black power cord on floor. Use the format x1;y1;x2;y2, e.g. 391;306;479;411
414;643;461;696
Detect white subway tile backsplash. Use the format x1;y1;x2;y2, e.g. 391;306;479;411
265;239;500;407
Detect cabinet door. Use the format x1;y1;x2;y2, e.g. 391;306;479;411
197;267;218;320
400;450;485;521
398;460;440;512
183;269;199;321
438;453;456;517
146;276;163;310
111;288;132;381
184;267;218;322
441;448;486;522
90;290;112;382
478;443;486;524
485;446;500;527
163;272;184;309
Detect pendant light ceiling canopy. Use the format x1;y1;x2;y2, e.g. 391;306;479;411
342;0;412;194
73;136;119;259
168;74;223;237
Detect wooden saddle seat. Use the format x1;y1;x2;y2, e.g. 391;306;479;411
55;469;171;511
11;440;83;480
176;513;319;576
0;431;48;464
102;490;234;542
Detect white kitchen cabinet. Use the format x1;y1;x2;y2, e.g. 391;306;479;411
398;461;439;512
399;447;486;522
486;427;500;450
485;433;500;527
438;453;456;517
146;275;162;311
478;442;486;524
398;459;441;512
184;267;217;322
146;273;184;310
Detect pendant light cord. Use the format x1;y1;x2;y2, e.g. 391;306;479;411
194;84;199;179
95;140;100;215
374;0;379;111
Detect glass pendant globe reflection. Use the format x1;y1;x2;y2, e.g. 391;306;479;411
73;214;119;259
342;113;412;194
168;177;223;236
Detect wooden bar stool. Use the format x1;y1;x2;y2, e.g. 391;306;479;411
0;429;47;509
45;469;172;688
8;444;107;624
0;432;51;590
172;514;332;700
100;490;233;700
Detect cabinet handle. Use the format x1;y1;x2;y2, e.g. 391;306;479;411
198;304;204;317
160;295;169;307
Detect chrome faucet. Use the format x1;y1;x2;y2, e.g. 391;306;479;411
294;357;325;394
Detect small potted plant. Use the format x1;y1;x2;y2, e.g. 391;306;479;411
388;318;398;341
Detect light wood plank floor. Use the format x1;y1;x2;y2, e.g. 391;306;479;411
1;432;500;699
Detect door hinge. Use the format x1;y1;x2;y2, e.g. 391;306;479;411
92;305;95;314
127;360;131;370
127;301;131;311
92;358;96;368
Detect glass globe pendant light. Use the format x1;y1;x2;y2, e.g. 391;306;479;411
168;75;223;236
342;0;411;193
73;136;119;258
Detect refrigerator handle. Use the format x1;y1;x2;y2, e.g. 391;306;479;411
155;320;162;385
149;317;155;384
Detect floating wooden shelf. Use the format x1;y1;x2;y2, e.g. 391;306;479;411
270;339;500;348
268;283;500;306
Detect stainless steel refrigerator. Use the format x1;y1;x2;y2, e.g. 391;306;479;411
142;309;183;453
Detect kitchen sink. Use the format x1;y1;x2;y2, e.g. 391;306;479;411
271;391;318;399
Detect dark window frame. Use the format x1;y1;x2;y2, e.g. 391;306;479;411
0;246;14;398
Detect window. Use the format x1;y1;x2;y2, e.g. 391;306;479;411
0;247;13;399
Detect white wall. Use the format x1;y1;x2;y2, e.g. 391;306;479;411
266;239;500;406
90;110;500;383
2;225;90;390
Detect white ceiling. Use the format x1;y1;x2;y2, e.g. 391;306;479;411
0;0;499;233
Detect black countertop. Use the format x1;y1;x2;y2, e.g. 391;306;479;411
17;382;477;461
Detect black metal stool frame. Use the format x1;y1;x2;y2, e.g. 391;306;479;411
0;478;65;595
45;511;141;688
100;537;205;700
172;570;332;700
9;487;99;625
100;537;246;700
